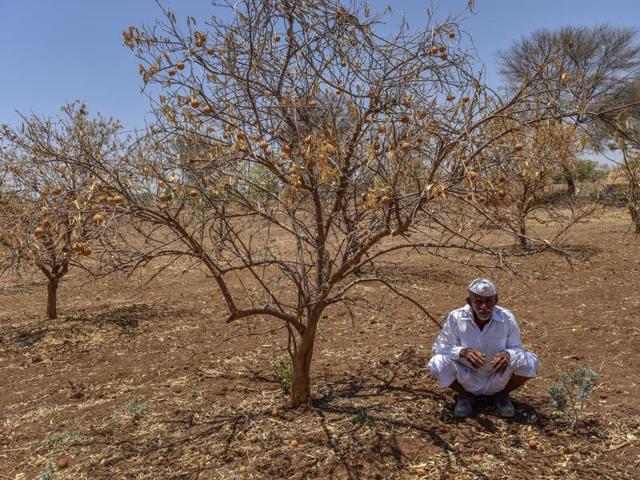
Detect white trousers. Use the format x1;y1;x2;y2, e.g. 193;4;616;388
428;351;539;396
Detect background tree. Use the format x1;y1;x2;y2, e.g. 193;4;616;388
0;103;120;318
553;159;609;184
498;24;640;195
481;120;596;250
616;134;640;232
67;0;596;407
593;78;640;232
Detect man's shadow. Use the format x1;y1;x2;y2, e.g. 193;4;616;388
441;393;553;433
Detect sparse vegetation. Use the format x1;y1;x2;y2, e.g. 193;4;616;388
40;431;80;451
2;1;640;479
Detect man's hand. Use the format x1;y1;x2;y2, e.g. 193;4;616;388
460;348;486;368
491;351;510;374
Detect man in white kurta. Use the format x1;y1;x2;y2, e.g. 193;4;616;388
428;278;539;417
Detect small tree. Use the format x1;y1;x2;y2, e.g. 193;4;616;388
595;79;640;233
568;159;609;183
488;121;596;249
0;103;119;318
613;131;640;233
66;0;598;407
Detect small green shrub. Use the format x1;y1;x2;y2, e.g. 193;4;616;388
548;365;598;426
41;430;80;450
126;397;148;420
270;355;292;394
37;463;54;480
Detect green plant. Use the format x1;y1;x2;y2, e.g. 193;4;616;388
126;397;148;420
548;365;598;426
270;355;292;394
551;160;610;184
574;159;610;182
37;463;54;480
41;430;80;450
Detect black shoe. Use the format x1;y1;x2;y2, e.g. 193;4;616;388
454;392;475;417
494;390;515;417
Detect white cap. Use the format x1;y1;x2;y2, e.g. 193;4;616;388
467;278;497;297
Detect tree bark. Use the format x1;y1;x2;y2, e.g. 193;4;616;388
630;203;640;234
289;313;320;407
563;166;576;196
290;342;314;407
517;218;529;250
47;277;59;319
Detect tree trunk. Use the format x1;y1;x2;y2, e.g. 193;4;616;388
290;342;314;407
563;166;576;196
289;313;319;407
630;203;640;234
47;277;59;319
517;218;529;250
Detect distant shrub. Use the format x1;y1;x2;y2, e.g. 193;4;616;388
552;160;610;184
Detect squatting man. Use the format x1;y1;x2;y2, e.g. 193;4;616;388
428;278;539;417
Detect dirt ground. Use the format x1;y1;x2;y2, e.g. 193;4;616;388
1;207;639;479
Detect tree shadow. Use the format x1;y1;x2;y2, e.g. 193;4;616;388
498;243;602;261
308;391;453;479
0;278;43;295
551;243;603;261
456;395;553;432
3;303;192;353
357;262;467;287
86;304;146;331
68;303;192;332
14;328;47;349
301;360;462;479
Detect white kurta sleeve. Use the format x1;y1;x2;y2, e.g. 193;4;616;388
504;313;525;359
432;313;463;359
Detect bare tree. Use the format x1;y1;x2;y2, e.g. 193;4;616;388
498;25;640;195
587;77;640;232
0;103;121;318
60;0;596;406
618;134;640;233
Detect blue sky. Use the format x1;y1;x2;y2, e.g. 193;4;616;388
1;0;639;130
